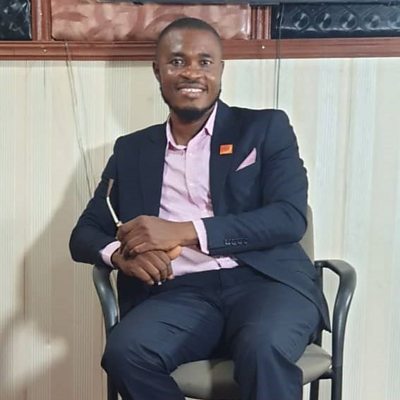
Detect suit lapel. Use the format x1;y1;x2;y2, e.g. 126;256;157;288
138;102;240;217
139;124;167;216
210;101;241;214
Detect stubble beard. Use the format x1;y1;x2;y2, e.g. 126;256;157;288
160;87;222;123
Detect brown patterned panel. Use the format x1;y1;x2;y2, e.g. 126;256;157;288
51;0;251;41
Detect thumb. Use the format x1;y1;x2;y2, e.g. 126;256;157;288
167;246;182;260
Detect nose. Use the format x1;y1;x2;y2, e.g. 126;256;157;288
180;62;202;79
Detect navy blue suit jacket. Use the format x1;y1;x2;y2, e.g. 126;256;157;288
70;101;329;329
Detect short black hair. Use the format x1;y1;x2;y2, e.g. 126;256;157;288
156;17;222;51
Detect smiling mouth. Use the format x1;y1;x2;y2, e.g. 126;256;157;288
177;87;206;99
179;87;205;94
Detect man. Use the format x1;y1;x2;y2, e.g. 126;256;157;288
70;17;329;400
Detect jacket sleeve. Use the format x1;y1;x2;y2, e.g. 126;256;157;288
69;141;120;266
202;110;308;256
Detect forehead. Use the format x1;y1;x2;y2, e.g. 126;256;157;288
157;28;222;57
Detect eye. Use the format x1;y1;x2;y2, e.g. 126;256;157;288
170;58;184;67
200;59;213;66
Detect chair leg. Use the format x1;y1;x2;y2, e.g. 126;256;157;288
331;367;342;400
309;380;319;400
108;376;119;400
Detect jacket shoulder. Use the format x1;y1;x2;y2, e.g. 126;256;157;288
118;123;164;142
229;105;289;122
112;123;165;153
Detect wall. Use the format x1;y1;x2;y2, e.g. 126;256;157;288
1;58;399;399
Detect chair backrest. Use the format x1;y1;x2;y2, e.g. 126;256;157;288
299;206;314;262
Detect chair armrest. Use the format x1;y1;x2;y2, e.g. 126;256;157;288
315;259;356;370
93;263;119;337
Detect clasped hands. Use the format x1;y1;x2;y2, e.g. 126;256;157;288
111;216;197;285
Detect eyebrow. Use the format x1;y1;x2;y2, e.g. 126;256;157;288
170;52;185;57
169;52;215;59
198;53;214;58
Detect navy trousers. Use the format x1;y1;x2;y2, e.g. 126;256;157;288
102;266;320;400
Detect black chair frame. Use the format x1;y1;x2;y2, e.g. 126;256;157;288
93;259;356;400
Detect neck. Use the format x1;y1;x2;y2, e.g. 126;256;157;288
169;108;213;146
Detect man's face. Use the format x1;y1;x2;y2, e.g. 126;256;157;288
153;28;224;122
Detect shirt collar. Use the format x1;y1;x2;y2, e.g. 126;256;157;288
166;103;218;149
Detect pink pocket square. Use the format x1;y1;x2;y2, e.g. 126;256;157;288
236;148;257;171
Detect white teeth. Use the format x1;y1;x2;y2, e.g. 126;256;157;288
180;88;202;93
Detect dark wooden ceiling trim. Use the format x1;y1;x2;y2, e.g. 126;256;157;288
3;2;400;61
224;38;400;59
274;37;400;59
1;38;400;61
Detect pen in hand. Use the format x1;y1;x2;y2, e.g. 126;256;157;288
106;178;163;286
106;178;122;228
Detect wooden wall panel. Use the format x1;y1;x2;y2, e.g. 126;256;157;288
2;1;400;59
1;58;399;399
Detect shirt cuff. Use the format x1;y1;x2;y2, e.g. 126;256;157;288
192;219;209;254
100;241;121;268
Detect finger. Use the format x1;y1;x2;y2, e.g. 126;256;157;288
146;251;172;281
116;221;134;242
140;261;163;284
155;248;178;278
120;254;158;285
133;241;175;254
152;250;169;264
125;234;143;249
119;233;138;256
133;242;153;254
123;263;154;285
117;222;142;247
167;245;182;260
123;237;145;257
134;267;155;285
135;254;165;283
145;252;169;282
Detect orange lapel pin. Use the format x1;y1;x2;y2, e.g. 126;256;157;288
219;144;233;155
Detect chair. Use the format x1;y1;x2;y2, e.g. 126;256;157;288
93;208;356;400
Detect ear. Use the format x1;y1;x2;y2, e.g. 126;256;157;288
153;61;160;83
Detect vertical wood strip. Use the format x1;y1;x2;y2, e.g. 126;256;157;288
250;7;256;40
31;0;52;41
252;6;271;40
0;61;28;400
264;7;271;40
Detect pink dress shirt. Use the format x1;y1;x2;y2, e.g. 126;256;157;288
101;104;238;276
